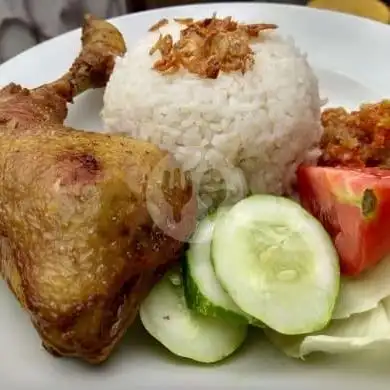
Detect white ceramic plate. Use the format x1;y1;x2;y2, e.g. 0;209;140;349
1;3;390;390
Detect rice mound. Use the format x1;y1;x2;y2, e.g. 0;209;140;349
102;20;322;211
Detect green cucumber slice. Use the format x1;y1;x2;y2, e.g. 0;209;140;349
139;270;248;363
212;195;340;335
183;212;252;325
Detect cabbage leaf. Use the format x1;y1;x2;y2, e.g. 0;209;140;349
265;296;390;358
332;255;390;319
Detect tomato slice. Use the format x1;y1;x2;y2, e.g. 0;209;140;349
297;165;390;276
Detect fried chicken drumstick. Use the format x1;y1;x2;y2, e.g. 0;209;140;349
0;15;196;364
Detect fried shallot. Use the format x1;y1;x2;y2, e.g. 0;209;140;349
149;15;278;79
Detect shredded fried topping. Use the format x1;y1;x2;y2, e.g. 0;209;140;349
319;100;390;168
149;18;169;32
149;15;278;79
174;18;194;26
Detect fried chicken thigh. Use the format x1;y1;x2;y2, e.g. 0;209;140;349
0;16;196;364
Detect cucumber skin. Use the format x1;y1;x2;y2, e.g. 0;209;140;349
182;255;264;328
182;257;247;325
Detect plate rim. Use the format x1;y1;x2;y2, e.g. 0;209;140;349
1;2;390;73
1;3;390;389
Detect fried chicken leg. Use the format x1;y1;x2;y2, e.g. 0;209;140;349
0;15;196;364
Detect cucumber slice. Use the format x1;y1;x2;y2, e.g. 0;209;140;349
183;212;251;325
212;195;340;335
139;270;248;363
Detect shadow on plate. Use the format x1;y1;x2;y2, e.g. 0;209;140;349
65;88;105;132
1;274;390;385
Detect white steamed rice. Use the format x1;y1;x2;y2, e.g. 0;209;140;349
102;20;322;210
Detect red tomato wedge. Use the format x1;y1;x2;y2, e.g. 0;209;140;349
297;165;390;276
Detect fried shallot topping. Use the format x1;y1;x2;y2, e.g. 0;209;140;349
174;18;194;26
149;18;169;32
149;15;278;79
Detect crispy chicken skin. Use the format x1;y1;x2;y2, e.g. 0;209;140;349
0;16;196;364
